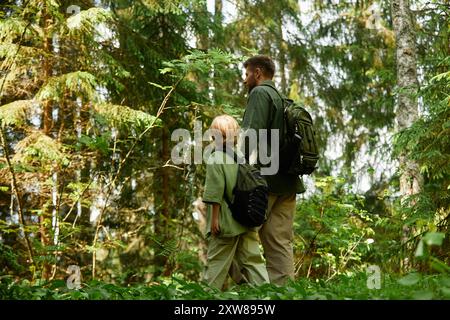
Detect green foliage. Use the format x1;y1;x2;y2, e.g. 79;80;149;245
76;133;111;155
161;48;245;78
294;176;379;278
415;232;449;274
0;243;25;274
66;7;113;34
391;55;450;270
0;100;33;127
12;131;69;167
394;63;450;185
0;16;30;42
36;72;99;102
93;103;162;132
1;272;449;300
0;0;448;299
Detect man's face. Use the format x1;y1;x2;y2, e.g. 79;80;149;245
244;66;258;92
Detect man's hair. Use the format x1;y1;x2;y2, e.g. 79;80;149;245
243;55;275;78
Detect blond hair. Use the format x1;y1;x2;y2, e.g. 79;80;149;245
210;115;240;147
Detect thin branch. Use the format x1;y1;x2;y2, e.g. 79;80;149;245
0;125;34;265
162;160;185;171
0;0;34;265
325;233;366;283
62;177;95;222
91;76;184;279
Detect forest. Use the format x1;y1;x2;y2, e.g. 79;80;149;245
0;0;449;300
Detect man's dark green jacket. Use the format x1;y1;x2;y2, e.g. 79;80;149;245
241;80;305;195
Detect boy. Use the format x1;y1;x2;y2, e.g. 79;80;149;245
202;115;269;289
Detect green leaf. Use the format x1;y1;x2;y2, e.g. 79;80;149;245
430;257;450;273
414;239;425;257
430;71;450;83
93;103;161;131
67;7;113;33
422;232;445;246
12;131;69;166
148;82;172;90
440;287;450;298
36;72;98;102
0;100;34;127
412;290;433;300
306;294;327;300
398;273;421;286
159;67;174;74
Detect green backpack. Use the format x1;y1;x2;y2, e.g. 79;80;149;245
281;99;319;175
262;84;320;176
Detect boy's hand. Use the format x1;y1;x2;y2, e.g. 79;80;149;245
211;203;220;236
211;216;220;235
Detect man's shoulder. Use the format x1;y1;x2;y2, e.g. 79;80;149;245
252;83;282;100
255;83;274;93
247;86;272;108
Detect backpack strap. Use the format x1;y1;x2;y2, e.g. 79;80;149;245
259;83;284;102
218;147;241;208
259;83;290;142
258;84;280;129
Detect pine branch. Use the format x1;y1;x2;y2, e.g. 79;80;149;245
0;0;34;266
0;123;34;265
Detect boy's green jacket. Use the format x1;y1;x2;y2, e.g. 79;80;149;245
202;150;250;238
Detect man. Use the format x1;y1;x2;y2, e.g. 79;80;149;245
238;55;305;286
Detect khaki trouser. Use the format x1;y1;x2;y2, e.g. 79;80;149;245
259;193;297;285
204;231;269;290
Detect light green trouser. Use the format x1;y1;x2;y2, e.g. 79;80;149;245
259;193;297;285
204;230;269;290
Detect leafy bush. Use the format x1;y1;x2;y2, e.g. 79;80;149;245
1;272;449;300
294;177;380;279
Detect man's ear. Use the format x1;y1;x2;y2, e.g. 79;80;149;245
254;67;262;80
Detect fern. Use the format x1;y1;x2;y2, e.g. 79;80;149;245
0;100;34;127
150;235;178;258
142;0;190;15
35;71;99;102
66;7;113;34
93;103;161;131
12;131;69;166
0;43;41;62
0;17;30;42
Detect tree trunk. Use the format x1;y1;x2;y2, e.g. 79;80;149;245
392;0;424;273
277;9;287;93
42;9;53;135
214;0;223;43
40;4;53;280
391;0;423;196
212;0;223;104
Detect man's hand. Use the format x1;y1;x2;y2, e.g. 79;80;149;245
211;203;220;236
